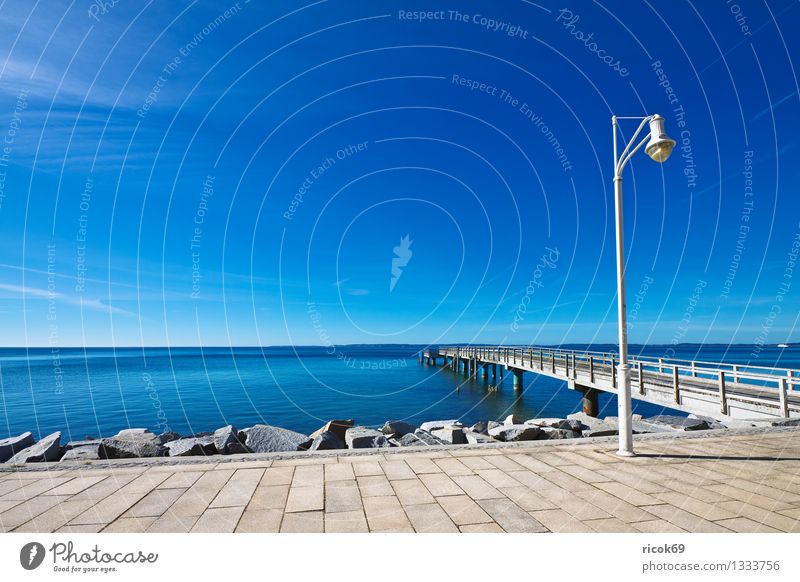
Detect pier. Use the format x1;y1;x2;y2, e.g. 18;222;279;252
424;346;800;421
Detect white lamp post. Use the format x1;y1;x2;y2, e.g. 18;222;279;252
612;114;675;456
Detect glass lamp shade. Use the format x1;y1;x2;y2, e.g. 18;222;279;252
644;114;676;162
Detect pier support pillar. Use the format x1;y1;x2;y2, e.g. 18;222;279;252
492;363;497;380
576;385;599;417
482;364;488;379
512;368;524;392
500;366;504;381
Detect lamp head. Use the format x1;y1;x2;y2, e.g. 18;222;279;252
644;114;675;163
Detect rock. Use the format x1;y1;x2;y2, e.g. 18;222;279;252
419;420;461;432
6;432;62;463
65;439;98;450
503;414;524;426
537;427;581;440
568;412;618;437
394;430;447;447
464;431;496;444
487;421;502;430
0;431;34;462
488;425;541;442
112;428;159;442
158;432;181;444
469;421;489;434
381;420;417;436
525;418;564;427
213;425;249;454
309;420;354;442
770;418;800;427
60;444;100;462
309;430;345;451
99;437;167;459
166;436;216;457
643;415;709;431
244;424;309;453
345;427;390;449
688;414;728;429
431;425;467;444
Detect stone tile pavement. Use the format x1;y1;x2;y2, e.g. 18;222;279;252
1;429;799;533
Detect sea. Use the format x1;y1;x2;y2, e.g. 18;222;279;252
0;344;796;441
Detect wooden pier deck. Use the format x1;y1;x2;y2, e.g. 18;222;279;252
1;428;799;533
427;346;800;421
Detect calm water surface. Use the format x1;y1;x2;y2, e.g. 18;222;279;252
1;344;797;440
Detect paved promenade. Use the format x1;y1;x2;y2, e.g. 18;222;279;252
1;429;799;533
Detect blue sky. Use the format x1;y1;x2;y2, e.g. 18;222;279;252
0;0;798;347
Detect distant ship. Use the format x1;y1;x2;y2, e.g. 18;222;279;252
778;343;790;348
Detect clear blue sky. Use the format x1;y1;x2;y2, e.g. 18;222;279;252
0;0;798;347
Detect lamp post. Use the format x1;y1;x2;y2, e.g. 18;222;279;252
612;114;675;456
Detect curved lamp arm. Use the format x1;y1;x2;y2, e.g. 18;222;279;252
614;115;654;177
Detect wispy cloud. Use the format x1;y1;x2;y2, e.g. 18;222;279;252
0;282;136;316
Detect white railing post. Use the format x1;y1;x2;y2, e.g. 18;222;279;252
673;365;680;403
779;378;789;418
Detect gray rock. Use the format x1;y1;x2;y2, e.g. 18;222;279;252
394;430;447;447
244;424;309;453
688;414;728;429
487;421;502;430
644;415;709;431
537;427;581;440
526;418;583;431
568;412;618;437
345;427;390;449
99;437;167;459
381;420;417;436
213;425;248;454
488;425;541;442
469;421;489;434
431;425;467;444
525;418;564;427
309;419;354;442
419;419;461;432
503;414;524;426
309;430;345;451
158;432;181;445
6;432;62;463
60;444;100;462
464;431;496;444
113;428;159;442
65;439;98;450
166;436;216;457
0;431;34;462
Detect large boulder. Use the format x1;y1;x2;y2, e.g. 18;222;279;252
6;432;62;463
568;412;618;437
503;414;524;426
309;420;354;442
60;444;100;462
464;431;496;444
345;427;390;449
537;427;581;440
0;431;34;462
99;437;167;459
166;436;216;457
431;425;467;444
213;425;249;454
112;428;160;442
309;430;345;451
469;421;489;435
381;420;417;437
419;420;461;432
488;425;541;442
392;430;447;447
244;425;309;453
157;432;181;444
642;415;709;431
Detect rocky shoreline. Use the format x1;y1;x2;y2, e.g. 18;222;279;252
2;411;787;466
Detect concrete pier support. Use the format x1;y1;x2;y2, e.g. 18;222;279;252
512;368;524;392
492;363;497;380
482;363;488;379
576;385;599;417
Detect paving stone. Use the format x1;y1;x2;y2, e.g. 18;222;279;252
325;510;369;532
419;473;463;497
404;503;459;532
436;495;493;525
476;498;547;533
451;475;505;500
363;495;412;531
285;485;324;513
357;475;394;498
392;479;435;506
190;506;244;532
280;511;323;533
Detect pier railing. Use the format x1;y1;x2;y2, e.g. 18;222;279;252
433;345;800;419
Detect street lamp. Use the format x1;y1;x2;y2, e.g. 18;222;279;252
612;114;675;456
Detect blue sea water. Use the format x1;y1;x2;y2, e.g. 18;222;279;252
0;344;797;441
